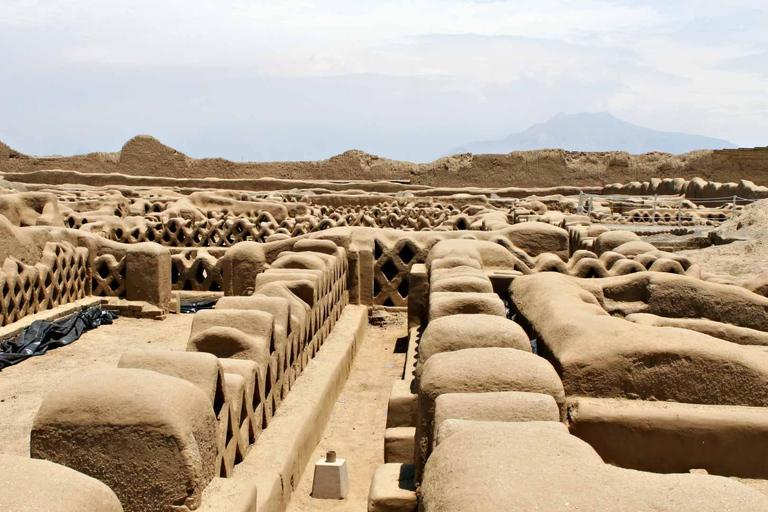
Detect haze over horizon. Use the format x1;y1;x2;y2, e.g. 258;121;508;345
1;1;766;163
451;112;739;157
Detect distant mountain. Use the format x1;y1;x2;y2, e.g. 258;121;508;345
452;112;738;155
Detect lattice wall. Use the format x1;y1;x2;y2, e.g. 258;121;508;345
91;254;126;297
66;202;492;248
171;250;225;292
80;215;286;247
372;238;430;307
1;242;90;326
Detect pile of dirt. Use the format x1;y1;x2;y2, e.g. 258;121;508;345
680;240;768;281
711;199;768;242
2;136;768;188
679;199;768;279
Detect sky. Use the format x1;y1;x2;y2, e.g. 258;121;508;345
0;0;766;162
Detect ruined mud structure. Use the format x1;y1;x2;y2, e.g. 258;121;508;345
3;138;768;511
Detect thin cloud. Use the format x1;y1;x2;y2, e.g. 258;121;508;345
0;0;766;159
718;51;768;77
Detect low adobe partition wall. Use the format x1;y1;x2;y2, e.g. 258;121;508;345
420;419;768;512
0;241;89;326
509;271;768;480
29;237;356;512
17;303;365;512
340;223;569;308
0;455;124;512
370;238;569;511
0;234;175;326
370;238;768;512
199;305;367;512
603;176;768;202
0;217;572;327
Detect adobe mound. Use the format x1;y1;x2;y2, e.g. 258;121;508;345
712;198;768;242
3;135;768;188
421;421;768;511
679;199;768;279
119;135;190;174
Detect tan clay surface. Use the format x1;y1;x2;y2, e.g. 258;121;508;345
422;420;768;511
679;200;768;280
0;314;193;456
0;454;124;512
4;135;768;188
5;143;768;512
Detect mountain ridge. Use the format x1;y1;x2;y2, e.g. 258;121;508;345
453;112;738;156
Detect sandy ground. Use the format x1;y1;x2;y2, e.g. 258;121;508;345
0;314;194;457
679;239;768;280
676;200;768;280
286;312;408;512
733;478;768;499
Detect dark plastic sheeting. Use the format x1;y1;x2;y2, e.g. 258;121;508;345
0;307;117;370
179;300;218;314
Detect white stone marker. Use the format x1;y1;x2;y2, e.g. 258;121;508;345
311;450;349;499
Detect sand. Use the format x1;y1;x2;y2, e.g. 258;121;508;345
0;314;194;457
679;200;768;280
679;240;768;280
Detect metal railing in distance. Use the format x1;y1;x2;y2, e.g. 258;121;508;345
576;192;756;226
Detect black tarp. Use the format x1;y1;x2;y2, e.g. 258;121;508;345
179;300;217;314
0;307;117;370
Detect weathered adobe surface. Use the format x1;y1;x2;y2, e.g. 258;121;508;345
2;135;768;188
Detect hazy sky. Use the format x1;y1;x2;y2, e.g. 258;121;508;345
1;0;766;162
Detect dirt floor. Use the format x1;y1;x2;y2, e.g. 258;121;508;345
0;313;194;457
286;311;408;512
679;239;768;279
676;200;768;280
733;478;768;499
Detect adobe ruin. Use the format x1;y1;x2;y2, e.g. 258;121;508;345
2;140;768;511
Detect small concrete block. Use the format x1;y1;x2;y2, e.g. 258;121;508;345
385;427;415;464
368;463;416;512
386;379;417;428
311;452;349;500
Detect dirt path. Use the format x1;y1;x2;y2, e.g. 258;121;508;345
0;314;194;457
286;311;408;512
